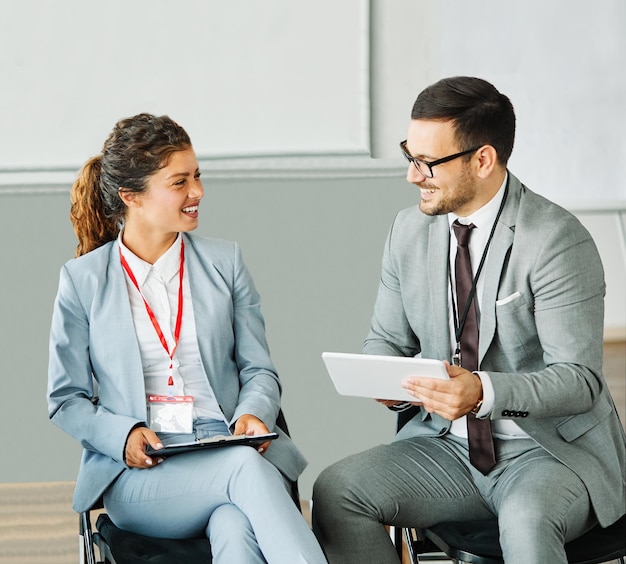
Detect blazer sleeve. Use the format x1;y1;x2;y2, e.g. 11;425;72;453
228;243;282;430
363;215;422;358
47;264;143;463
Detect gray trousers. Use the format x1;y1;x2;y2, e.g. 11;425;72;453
312;434;596;564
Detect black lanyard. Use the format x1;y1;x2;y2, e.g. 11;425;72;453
449;178;509;365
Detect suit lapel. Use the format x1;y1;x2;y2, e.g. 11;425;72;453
103;242;147;418
479;175;519;363
184;236;210;348
182;235;221;395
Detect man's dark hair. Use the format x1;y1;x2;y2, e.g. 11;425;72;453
412;76;516;165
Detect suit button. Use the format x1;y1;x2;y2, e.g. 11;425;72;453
502;410;510;417
514;411;523;417
521;412;528;417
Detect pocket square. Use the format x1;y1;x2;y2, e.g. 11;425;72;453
496;291;521;306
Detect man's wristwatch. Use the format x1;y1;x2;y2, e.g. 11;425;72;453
470;398;483;415
470;371;484;415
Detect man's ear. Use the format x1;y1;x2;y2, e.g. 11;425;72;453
118;188;140;208
474;145;498;179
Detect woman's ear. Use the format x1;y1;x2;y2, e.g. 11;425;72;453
118;188;139;208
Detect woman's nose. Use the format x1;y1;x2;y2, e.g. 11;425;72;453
190;179;204;199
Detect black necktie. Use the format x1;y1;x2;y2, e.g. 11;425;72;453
453;220;496;475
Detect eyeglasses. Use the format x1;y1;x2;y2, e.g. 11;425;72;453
399;140;481;178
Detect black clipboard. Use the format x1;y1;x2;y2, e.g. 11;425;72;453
145;432;279;458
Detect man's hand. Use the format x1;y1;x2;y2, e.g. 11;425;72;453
234;414;272;454
125;426;164;468
401;361;483;420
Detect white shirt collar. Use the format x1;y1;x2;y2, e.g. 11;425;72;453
448;172;508;232
118;233;182;287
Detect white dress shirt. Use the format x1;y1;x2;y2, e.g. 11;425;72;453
119;233;225;422
447;174;529;440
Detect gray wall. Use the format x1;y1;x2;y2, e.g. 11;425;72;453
0;176;419;498
2;177;625;500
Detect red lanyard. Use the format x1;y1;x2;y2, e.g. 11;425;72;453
119;240;185;387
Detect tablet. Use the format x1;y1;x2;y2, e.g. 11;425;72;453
145;432;279;458
322;352;449;401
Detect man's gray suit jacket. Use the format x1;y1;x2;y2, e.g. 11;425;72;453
363;172;626;527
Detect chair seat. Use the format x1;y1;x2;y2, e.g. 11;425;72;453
423;515;626;564
95;514;212;564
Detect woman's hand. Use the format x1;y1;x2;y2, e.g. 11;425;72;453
125;426;164;469
234;414;272;454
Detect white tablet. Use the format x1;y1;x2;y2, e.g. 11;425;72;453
322;352;449;401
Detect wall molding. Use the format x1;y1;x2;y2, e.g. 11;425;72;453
0;154;409;195
3;158;624;216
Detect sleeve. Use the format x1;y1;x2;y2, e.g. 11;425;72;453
229;243;282;430
363;216;422;358
47;265;143;463
488;215;607;419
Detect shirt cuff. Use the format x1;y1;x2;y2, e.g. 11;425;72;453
473;371;494;418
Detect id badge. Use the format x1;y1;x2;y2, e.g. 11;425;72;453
148;395;194;433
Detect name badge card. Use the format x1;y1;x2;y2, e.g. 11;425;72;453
148;395;194;433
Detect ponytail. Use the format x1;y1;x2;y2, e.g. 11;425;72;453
70;156;120;257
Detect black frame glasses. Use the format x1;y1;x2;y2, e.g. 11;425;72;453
399;140;481;178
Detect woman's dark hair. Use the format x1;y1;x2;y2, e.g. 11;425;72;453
411;76;516;166
70;113;192;257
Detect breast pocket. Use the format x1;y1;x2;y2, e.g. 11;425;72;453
492;291;540;360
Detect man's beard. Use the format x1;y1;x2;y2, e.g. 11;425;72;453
419;165;476;216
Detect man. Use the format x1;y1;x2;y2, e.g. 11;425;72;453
312;76;625;564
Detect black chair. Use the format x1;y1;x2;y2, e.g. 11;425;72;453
79;410;300;564
402;515;626;564
80;508;212;564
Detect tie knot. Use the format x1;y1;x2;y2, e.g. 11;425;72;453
453;220;475;247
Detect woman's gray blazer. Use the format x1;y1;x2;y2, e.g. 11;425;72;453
48;233;306;512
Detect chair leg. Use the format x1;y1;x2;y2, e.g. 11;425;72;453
403;528;419;563
79;512;97;564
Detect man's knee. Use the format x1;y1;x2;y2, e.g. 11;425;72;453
498;490;595;549
313;451;389;530
313;462;346;511
313;457;368;533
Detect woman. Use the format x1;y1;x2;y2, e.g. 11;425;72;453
47;113;326;563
